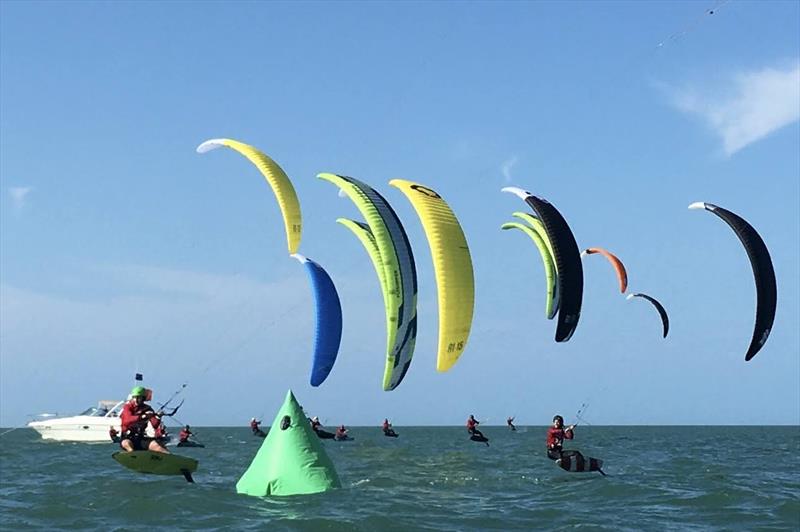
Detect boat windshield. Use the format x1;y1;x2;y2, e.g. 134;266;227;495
79;407;109;417
76;401;123;417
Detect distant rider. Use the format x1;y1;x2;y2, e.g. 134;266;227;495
507;416;516;431
154;423;169;443
334;425;348;440
120;386;169;454
310;416;322;432
250;417;262;435
546;414;575;460
382;418;397;437
179;425;193;443
466;414;485;438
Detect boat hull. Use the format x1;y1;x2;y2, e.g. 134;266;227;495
28;417;122;442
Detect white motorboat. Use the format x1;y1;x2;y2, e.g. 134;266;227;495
27;400;125;442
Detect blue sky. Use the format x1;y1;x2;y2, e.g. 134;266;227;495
1;1;798;427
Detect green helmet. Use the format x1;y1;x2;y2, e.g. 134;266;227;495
130;386;147;397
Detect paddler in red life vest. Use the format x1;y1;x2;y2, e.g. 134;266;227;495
120;386;169;454
179;425;193;443
546;414;575;461
466;414;485;439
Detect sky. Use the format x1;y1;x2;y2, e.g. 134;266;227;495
1;1;798;427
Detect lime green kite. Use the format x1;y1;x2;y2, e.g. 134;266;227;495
318;173;418;391
502;211;559;319
236;390;341;497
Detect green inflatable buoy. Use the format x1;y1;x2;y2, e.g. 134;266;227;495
236;389;341;497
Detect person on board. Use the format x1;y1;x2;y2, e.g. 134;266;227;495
334;425;349;441
466;415;486;438
154;423;169;442
109;426;120;443
546;414;575;461
382;418;398;437
119;386;169;453
507;417;517;431
179;425;193;443
250;417;262;435
309;416;336;439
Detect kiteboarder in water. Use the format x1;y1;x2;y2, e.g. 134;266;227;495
154;423;169;444
467;415;489;445
382;418;398;437
546;414;606;475
546;415;574;460
179;425;193;444
119;386;169;453
334;425;349;441
507;417;517;431
250;417;265;437
310;416;335;439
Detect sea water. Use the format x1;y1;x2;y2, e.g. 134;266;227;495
1;426;798;530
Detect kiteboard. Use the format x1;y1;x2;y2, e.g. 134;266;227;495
470;434;490;446
556;451;604;475
176;440;205;448
112;451;198;483
314;429;335;439
383;431;399;438
253;430;266;438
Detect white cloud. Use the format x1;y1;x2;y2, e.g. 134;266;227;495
668;61;800;155
9;187;32;210
501;156;518;182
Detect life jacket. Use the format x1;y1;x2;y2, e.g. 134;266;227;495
546;426;573;450
120;401;159;438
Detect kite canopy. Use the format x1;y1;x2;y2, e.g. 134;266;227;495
501;218;558;319
319;173;418;391
512;212;556;266
502;187;583;342
291;254;342;387
389;179;474;372
236;390;341;497
689;202;777;361
581;247;628;293
197;138;302;254
626;293;669;338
